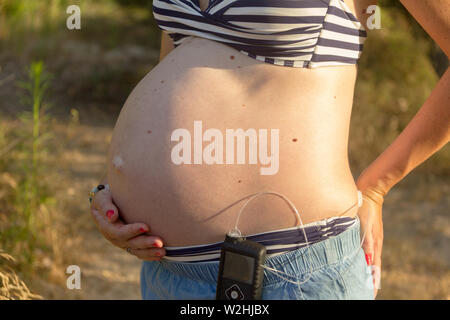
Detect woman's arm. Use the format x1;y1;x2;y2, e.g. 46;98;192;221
357;67;450;195
356;0;449;298
159;31;175;61
357;0;450;196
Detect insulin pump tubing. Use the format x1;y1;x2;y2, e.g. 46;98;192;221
225;191;368;287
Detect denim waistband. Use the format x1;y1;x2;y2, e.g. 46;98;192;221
158;217;361;285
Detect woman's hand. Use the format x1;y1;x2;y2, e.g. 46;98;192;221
90;188;166;261
356;184;385;298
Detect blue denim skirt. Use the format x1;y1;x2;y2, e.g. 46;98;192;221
140;218;374;300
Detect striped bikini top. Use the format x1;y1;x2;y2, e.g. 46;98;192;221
152;0;367;68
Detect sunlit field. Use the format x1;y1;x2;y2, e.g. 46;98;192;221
0;0;448;299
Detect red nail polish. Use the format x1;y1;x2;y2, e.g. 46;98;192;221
155;251;161;257
106;210;114;219
153;241;162;248
139;228;147;233
365;253;373;266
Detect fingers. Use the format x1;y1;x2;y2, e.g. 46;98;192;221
90;209;104;233
362;224;381;298
123;234;166;262
126;234;164;250
357;197;381;299
90;189;153;242
88;184;167;264
361;228;374;264
358;204;374;259
91;207;151;245
116;223;153;242
127;247;166;261
92;189;119;223
372;252;381;298
372;259;381;298
372;216;383;298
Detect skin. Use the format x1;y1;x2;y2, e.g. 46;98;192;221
90;0;450;298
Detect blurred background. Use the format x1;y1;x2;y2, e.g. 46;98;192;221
0;0;448;299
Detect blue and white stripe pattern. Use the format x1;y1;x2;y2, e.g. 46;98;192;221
152;0;367;68
163;216;358;262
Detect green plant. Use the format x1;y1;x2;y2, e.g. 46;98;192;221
16;61;53;229
0;61;55;274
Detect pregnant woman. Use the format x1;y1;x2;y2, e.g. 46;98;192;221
89;0;449;299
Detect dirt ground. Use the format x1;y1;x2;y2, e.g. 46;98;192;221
24;119;449;300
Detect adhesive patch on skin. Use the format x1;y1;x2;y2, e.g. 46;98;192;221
112;155;125;172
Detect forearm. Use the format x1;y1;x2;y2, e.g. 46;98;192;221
159;31;175;62
357;67;450;196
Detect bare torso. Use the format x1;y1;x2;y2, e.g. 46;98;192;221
107;0;377;246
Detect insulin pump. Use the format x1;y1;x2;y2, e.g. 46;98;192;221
216;233;267;300
215;190;364;300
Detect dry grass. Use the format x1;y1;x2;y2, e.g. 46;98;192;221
377;184;450;300
0;250;42;300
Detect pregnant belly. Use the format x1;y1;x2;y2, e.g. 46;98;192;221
107;37;360;246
